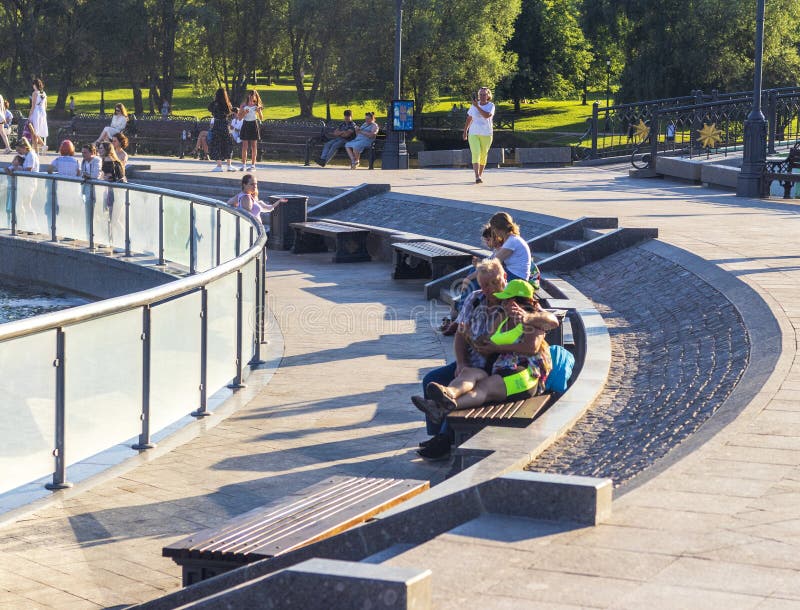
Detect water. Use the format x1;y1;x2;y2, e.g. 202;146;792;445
0;279;89;324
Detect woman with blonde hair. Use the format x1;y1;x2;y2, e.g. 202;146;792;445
237;90;263;171
490;211;531;282
462;87;495;183
94;103;128;144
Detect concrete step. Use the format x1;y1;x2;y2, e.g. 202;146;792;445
553;239;584;252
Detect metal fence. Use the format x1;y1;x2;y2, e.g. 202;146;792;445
0;173;267;495
578;87;800;163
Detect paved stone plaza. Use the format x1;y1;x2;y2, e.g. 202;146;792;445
1;157;799;608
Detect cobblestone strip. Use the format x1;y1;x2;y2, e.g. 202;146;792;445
327;193;554;247
528;247;750;485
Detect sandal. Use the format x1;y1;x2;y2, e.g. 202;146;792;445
426;382;458;411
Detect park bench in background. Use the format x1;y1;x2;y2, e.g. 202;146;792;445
290;221;371;263
56;113;119;149
392;241;474;280
163;476;428;586
130;114;196;156
764;141;800;199
258;119;325;165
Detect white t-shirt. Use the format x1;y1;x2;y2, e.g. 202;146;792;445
467;102;495;136
24;150;40;172
500;234;531;280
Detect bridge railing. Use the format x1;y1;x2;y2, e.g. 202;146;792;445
0;173;267;497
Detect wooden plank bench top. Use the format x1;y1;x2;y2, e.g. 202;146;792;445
447;394;553;445
163;476;428;585
290;221;370;236
291;221;371;263
392;240;474;280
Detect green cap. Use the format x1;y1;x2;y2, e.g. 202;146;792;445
493;279;535;300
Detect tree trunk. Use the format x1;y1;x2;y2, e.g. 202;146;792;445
160;0;177;104
132;84;144;116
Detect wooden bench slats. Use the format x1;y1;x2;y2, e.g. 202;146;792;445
394;241;471;258
291;221;369;235
447;394;553;445
392;240;474;280
163;477;428;572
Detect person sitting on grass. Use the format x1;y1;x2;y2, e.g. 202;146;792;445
413;279;558;427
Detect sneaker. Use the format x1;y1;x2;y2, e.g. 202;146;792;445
411;395;448;425
247;164;256;171
211;166;223;172
417;434;451;461
426;382;458;410
227;165;236;172
475;177;483;184
240;165;246;171
419;433;448;448
350;161;358;169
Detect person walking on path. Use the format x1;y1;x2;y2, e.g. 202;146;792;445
237;90;263;171
462;87;495;184
0;96;12;153
27;78;48;155
208;88;236;172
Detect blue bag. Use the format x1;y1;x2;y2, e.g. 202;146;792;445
546;344;575;393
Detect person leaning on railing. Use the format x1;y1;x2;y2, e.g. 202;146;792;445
226;173;274;225
50;140;80;177
80;144;102;180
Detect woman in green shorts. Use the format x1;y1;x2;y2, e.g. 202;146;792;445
462;87;495;184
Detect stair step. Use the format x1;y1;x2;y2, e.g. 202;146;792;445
553;239;584;252
532;250;553;262
583;227;615;239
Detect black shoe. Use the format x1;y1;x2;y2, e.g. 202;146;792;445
417;434;451;461
419;433;447;448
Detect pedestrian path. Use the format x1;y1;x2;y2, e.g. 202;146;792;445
1;156;799;608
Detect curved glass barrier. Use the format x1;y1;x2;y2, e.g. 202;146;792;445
0;172;267;495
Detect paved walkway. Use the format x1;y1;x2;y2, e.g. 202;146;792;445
2;156;800;608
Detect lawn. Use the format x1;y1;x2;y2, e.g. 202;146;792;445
19;79;612;145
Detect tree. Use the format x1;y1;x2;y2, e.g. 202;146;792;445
500;0;592;111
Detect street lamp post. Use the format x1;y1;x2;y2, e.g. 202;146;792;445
605;60;611;109
382;0;409;170
737;0;768;197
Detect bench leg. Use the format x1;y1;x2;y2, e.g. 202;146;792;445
332;235;371;263
292;230;328;254
393;252;429;279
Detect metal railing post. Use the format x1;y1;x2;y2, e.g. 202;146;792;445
158;195;165;265
191;288;211;417
590;102;599;158
228;271;246;389
189;202;197;274
10;174;16;235
251;253;266;365
125;189;131;257
46;329;72;490
235;216;241;257
133;306;155;450
767;90;777;154
649;111;661;170
215;208;221;267
261;243;268;345
50;178;57;242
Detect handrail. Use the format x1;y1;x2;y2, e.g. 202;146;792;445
0;170;269;497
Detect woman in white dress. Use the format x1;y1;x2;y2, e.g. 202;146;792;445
27;79;48;154
94;104;128;144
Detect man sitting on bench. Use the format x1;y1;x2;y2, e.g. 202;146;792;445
316;109;355;167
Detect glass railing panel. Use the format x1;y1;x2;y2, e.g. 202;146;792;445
128;190;160;257
91;183;113;247
241;260;257;364
206;272;237;393
0;330;56;495
64;309;142;465
163;195;190;268
15;175;51;236
194;204;216;273
219;211;238;263
0;174;9;230
150;291;202;433
54;179;89;243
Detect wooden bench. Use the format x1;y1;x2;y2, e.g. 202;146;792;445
764;141;800;198
56;113;124;149
129;114;197;156
392;241;474;280
163;476;428;586
447;394;554;445
291;221;371;262
258;119;325;164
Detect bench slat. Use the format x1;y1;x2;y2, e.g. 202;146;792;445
290;221;370;235
393;241;471;259
163;476;427;568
